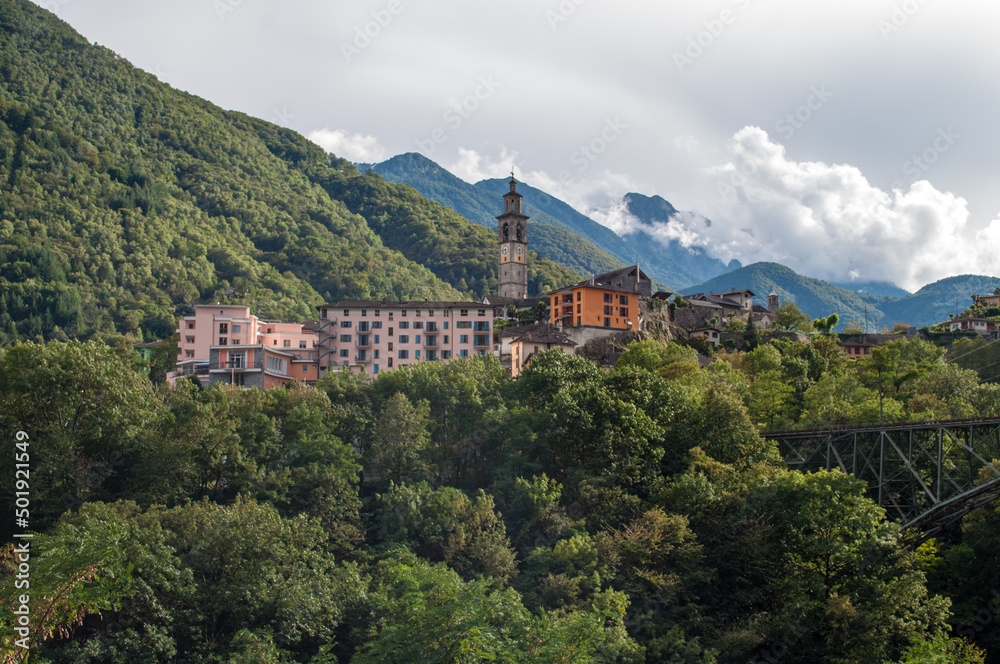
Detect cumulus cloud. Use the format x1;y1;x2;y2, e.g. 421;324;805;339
622;126;994;292
307;128;386;162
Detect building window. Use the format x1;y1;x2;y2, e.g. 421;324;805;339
460;335;468;344
399;350;409;359
619;295;629;305
359;321;370;332
427;350;437;361
302;365;308;373
603;293;612;303
343;309;350;316
187;322;195;329
415;335;421;344
460;309;468;316
457;321;471;329
474;335;490;346
443;335;449;343
283;340;291;347
218;337;228;345
361;310;367;317
399;321;409;329
374;364;379;375
321;309;328;318
374;350;380;359
461;349;469;358
576;292;582;302
219;323;229;333
414;322;423;330
443;322;449;329
401;310;407;316
389;357;394;367
229;352;246;368
185;350;194;358
399;335;409;343
604;319;611;328
415;350;421;359
185;336;195;344
340;321;352;328
604;306;613;315
266;355;287;374
374;335;380;344
373;321;382;329
232;324;241;334
621;308;629;318
478;309;486;316
577;316;582;326
299;340;307;348
340;349;349;358
340;335;352;342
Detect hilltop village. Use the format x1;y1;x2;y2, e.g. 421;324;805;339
166;178;995;389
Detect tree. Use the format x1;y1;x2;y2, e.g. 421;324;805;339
353;551;643;664
0;341;158;532
776;301;811;332
812;313;840;335
373;482;518;581
367;392;432;485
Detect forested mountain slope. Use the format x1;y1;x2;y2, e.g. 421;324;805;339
0;1;575;346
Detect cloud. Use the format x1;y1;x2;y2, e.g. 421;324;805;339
307;128;386;162
630;126;994;292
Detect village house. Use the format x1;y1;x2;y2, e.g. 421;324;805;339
174;304;320;388
508;324;576;378
949;316;1000;339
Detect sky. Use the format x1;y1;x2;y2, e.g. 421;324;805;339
31;0;1000;292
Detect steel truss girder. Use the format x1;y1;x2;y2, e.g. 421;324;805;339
770;419;1000;544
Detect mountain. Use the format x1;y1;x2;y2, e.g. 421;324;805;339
679;263;895;330
880;275;1000;327
369;153;734;291
476;179;735;289
367;153;624;281
831;280;912;298
621;192;741;282
681;264;1000;330
0;1;577;345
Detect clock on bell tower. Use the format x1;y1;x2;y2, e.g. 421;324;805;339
497;174;529;300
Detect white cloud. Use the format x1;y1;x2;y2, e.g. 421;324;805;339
646;126;989;291
307;128;385;162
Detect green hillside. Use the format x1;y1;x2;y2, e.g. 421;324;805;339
680;262;895;330
369;153;624;280
880;274;1000;327
304;159;580;298
0;1;578;346
681;263;1000;330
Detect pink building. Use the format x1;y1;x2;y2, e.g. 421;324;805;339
316;301;496;375
175;305;319;388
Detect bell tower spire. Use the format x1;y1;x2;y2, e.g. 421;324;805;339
497;175;529;300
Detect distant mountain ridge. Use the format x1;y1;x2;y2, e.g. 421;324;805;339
681;263;1000;330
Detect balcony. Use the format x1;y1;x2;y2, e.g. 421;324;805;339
354;353;372;363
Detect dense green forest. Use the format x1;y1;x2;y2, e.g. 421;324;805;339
3;336;1000;663
0;0;578;348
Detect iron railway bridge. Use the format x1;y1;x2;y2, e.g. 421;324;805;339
767;417;1000;546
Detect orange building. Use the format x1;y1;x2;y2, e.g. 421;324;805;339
549;267;650;331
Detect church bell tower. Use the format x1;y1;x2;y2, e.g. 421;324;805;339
497;175;529;300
